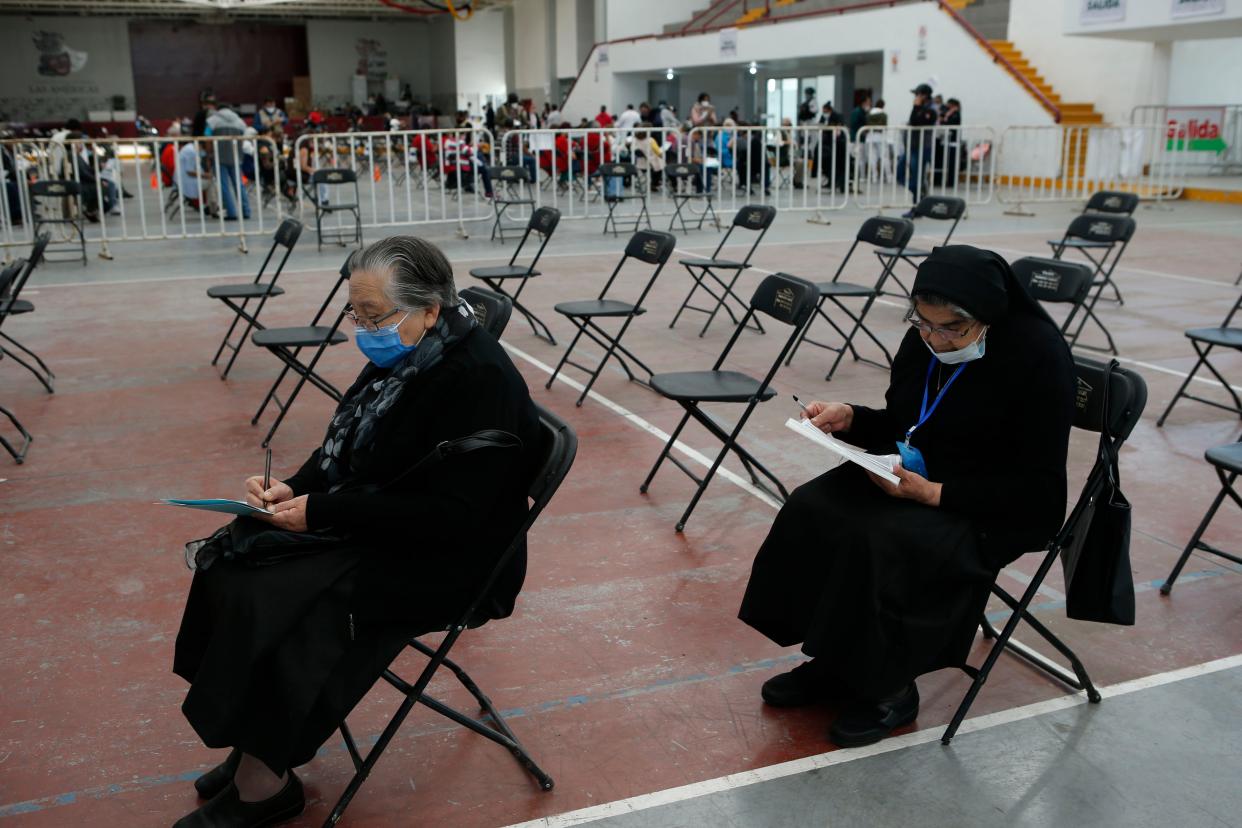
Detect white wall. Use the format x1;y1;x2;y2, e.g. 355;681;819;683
513;0;552;98
1063;0;1242;39
605;0;710;41
0;17;135;121
456;8;508;109
1168;37;1242;104
556;0;579;78
306;20;430;109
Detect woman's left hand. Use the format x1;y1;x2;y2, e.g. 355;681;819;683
866;464;942;507
260;495;309;532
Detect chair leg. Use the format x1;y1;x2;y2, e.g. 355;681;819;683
0;404;33;464
640;409;692;495
0;343;54;394
1157;348;1209;427
544;321;589;391
698;268;765;338
1161;476;1236;595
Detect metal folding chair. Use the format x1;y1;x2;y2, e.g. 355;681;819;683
943;357;1148;744
0;235;53;393
640;273;819;532
600;163;651;237
1012;256;1095;348
310;169;363;251
207;218;304;379
545;229;676;406
323;403;577;827
250;260;351;447
1156;288;1242;425
874;195;966;298
1161;437;1241;595
665;163;719;234
670;204;777;338
487;165;536;242
1083;190;1139;216
458;286;514;339
29;180;87;265
784;216;914;380
469;206;561;344
1047;214;1136;352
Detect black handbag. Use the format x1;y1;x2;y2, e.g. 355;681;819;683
1060;360;1136;626
185;430;522;571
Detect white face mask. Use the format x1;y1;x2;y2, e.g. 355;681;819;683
924;325;988;365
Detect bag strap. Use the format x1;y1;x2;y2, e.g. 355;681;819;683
1096;359;1121;488
365;429;523;493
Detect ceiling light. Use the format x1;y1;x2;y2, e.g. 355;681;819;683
748;61;758;75
666;68;675;80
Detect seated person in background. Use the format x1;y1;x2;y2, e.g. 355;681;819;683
739;246;1074;748
170;236;542;827
175;139;218;218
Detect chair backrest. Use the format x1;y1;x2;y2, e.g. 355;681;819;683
1084;191;1139;216
712;272;819;377
487;164;532;185
1065;214;1136;244
274;218;304;250
250;219;303;290
507;205;560;269
0;259;26;304
459;286;514;339
1;236;50;320
856;216;915;249
600;163;639;180
711;204;777;263
596;229;676;308
29;180;82;199
665;162;700;181
1011;257;1093;305
914;195;966;221
311;168;359;186
1071;356;1147;442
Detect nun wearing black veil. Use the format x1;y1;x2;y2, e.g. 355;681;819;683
739;245;1075;747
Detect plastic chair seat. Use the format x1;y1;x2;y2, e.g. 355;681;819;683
470;265;540;279
1205;442;1242;475
554;299;643;318
252;326;348;349
815;281;875;298
1048;239;1113;249
604;194;645;202
317;202;359;213
650;369;776;403
207;283;287;300
876;246;931;259
0;299;34;314
672;192;712;200
495;197;535;207
680;258;747;269
1185;326;1242;349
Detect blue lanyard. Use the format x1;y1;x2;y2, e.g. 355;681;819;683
905;359;966;445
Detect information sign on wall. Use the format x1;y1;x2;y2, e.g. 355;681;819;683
719;28;738;58
1170;0;1224;18
1165;106;1227;153
1079;0;1126;24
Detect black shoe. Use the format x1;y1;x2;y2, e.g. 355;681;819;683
760;659;839;708
901;209;916;219
194;748;241;799
828;683;919;748
173;771;304;827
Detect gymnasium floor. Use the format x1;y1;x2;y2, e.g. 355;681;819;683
2;198;1240;827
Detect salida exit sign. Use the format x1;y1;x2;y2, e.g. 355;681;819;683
1165;107;1227;153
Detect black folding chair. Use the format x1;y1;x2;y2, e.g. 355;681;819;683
670;204;777;338
784;216;914;380
0;392;33;464
874;195;966;298
1012;257;1095;348
207;218;304;379
942;356;1148;744
458;286;514;339
250;260;351;448
29;180;87;266
1083;190;1139;216
600;163;651;237
487;165;536;242
545;230;676;406
0;235;53;393
469;206;561;345
640;273;819;532
310;169;363;251
1047;215;1136;352
0;254;41;464
665;162;719;234
323;403;577;827
1161;438;1241;596
1156;289;1242;426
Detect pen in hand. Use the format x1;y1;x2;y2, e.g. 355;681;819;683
792;394;811;417
263;447;272;512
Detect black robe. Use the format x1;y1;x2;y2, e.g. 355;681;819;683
739;309;1075;699
173;327;541;774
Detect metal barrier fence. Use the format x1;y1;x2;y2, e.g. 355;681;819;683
996;124;1189;208
1;134;287;257
852;125;996;209
1130;104;1242;176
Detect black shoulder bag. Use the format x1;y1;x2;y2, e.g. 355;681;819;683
1059;360;1136;626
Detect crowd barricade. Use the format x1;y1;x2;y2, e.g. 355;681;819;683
1130;104;1242;176
996;124;1188;209
291;127;497;238
852;125;996;210
0;134;286;257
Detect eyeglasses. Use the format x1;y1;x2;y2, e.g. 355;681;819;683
345;305;403;333
904;309;975;340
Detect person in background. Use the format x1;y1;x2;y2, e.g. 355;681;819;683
495;93;524;134
255;97;287;133
206;102;251;221
638;102;653;123
931;93;945;118
864;99;892;183
847;92;873;193
484;102;496;134
546;101;563;127
812;102;847;192
47;117;81;179
903;83;938;217
690;93;718;127
176;135;217;218
657;100;678;129
798;86;818;125
936;97;963;187
615;103;641;131
594;105;613;128
632;127;664;191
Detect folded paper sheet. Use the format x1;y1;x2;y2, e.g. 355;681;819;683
784;417;901;485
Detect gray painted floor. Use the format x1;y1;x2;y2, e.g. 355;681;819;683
579;666;1242;828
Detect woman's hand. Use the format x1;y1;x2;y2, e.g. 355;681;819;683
867;464;942;507
801;401;854;434
258;495;309;532
245;477;294;512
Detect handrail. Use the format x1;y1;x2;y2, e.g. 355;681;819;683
935;0;1062;123
680;0;745;33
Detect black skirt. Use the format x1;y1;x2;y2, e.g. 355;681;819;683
738;465;995;700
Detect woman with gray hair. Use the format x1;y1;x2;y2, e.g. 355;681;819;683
170;236;541;827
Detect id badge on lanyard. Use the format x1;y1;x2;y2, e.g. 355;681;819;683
898;360;966;479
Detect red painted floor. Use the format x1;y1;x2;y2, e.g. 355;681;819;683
2;214;1241;827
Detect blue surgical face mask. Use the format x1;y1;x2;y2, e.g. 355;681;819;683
355;313;425;368
924;325;987;365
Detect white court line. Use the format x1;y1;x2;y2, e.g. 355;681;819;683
502;342;782;512
504;652;1242;828
1000;565;1067;602
982;243;1236;288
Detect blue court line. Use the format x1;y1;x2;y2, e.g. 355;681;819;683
1;566;1236;819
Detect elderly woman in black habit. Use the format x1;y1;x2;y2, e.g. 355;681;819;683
739;245;1075;747
170;236;540;827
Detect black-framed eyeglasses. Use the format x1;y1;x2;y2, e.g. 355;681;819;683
345;305;403;333
903;308;975;340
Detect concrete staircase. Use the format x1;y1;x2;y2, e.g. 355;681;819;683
951;0;1008;39
988;39;1104;125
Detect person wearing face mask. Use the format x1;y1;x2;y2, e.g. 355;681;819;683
169;236;541;827
254;96;287;133
739;245;1074;749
